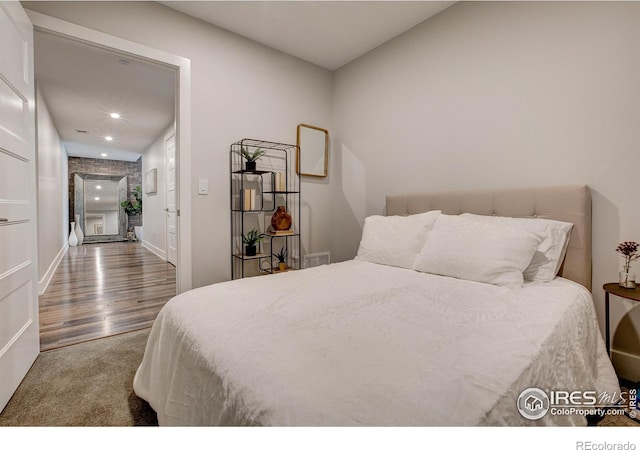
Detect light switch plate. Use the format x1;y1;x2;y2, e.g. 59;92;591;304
198;178;208;195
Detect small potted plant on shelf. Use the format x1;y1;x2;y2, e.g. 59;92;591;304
274;247;287;272
238;145;266;172
616;241;640;288
242;229;264;256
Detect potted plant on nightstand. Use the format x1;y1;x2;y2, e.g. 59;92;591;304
242;229;264;256
238;145;266;172
120;185;142;241
274;248;287;272
617;241;640;288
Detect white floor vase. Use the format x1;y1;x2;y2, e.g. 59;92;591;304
69;222;78;247
134;226;143;242
75;214;84;245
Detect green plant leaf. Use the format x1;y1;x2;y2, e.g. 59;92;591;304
274;247;287;262
237;145;267;162
242;228;264;245
121;184;142;216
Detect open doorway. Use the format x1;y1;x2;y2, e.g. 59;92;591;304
27;9;192;293
32;27;182;350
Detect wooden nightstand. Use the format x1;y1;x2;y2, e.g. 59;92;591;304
603;283;640;356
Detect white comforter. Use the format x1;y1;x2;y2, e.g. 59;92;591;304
133;260;619;426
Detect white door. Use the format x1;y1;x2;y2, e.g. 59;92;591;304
0;1;39;412
165;131;177;266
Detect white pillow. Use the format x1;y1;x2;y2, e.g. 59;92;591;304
412;214;544;288
460;213;573;283
355;210;441;269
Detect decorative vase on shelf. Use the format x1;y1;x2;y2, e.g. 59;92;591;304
74;214;84;245
69;222;78;247
619;270;636;289
245;245;257;257
245;161;257;172
271;206;292;231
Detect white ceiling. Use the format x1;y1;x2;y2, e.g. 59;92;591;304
34;31;176;162
160;1;455;71
33;2;453;162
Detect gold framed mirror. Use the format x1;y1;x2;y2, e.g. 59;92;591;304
296;123;328;178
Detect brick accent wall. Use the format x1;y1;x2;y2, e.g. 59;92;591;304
68;156;143;229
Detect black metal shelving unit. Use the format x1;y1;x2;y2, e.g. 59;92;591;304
230;138;301;279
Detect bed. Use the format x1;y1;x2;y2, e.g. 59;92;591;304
133;185;620;426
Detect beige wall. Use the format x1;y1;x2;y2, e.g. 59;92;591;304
36;87;68;292
27;1;640;377
25;1;334;288
331;1;640;378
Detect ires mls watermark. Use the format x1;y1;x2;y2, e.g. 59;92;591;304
517;387;637;420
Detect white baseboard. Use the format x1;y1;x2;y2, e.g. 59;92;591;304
142;240;166;261
38;243;68;295
612;349;640;382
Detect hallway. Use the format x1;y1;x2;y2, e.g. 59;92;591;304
39;242;176;351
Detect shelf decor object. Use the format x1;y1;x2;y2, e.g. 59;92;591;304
242;229;263;257
271;206;292;231
274;172;286;191
275;248;287;272
267;229;294;236
230;138;301;279
237;145;266;172
616;241;639;288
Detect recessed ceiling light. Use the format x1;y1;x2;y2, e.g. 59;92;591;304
94;197;100;201
118;59;130;65
105;136;113;141
96;185;102;190
100;153;108;157
110;113;121;119
76;129;89;134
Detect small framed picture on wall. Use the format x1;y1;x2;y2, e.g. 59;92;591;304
145;168;157;194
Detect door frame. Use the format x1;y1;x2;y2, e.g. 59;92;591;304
26;10;192;293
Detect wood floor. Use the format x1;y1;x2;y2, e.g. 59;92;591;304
39;241;176;351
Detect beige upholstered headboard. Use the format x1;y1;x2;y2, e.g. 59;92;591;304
386;185;592;290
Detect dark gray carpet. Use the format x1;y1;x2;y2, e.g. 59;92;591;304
0;329;157;426
0;327;637;427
